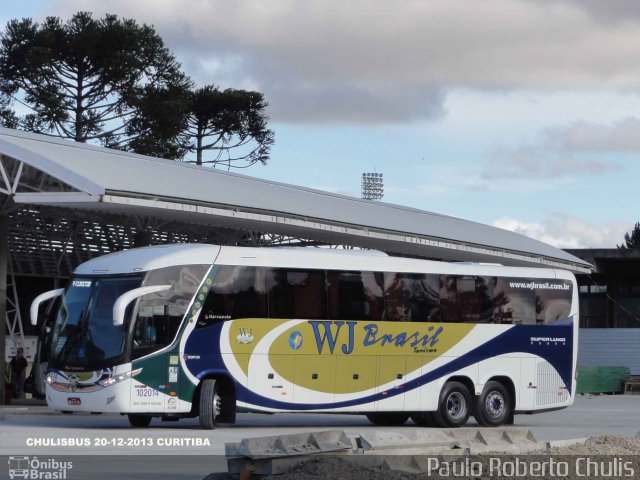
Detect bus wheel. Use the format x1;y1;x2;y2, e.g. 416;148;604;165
432;381;472;428
128;414;152;428
199;379;221;430
411;412;437;427
366;413;409;426
474;381;511;427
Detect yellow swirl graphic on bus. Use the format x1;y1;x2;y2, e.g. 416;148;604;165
227;319;475;394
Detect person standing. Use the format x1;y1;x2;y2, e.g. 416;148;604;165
10;348;28;399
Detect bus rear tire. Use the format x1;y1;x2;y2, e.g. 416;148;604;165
432;381;472;428
199;379;221;429
365;412;409;426
474;381;511;427
128;414;152;428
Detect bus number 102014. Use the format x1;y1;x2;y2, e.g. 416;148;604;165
135;387;160;397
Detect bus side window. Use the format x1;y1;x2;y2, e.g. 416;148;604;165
439;275;461;322
266;268;326;319
535;281;572;324
327;271;384;321
477;276;495;323
230;267;266;319
384;273;407;321
457;276;494;323
198;265;267;324
362;271;385;320
133;265;208;357
494;278;536;324
384;273;440;322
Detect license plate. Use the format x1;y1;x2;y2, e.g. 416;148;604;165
67;397;81;406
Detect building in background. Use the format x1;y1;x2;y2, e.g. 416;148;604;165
565;249;640;329
566;248;640;376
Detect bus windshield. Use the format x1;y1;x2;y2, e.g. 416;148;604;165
49;265;209;370
50;276;143;369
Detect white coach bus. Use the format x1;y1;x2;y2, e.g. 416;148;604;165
31;244;578;429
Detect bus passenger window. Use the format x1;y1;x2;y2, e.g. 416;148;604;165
457;276;494;323
493;278;536;324
266;268;326;319
439;275;461;322
327;271;384;321
477;277;495;322
384;273;440;322
535;281;572;324
198;265;267;324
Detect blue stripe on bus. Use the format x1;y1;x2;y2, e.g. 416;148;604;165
184;320;574;411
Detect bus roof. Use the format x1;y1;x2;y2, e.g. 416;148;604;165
75;243;573;280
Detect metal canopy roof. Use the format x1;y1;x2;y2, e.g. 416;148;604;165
0;127;591;275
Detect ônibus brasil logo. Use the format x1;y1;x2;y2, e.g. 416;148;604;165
8;456;73;479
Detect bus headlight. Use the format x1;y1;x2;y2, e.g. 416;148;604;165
98;368;142;387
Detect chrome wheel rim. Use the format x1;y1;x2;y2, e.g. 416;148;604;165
213;392;221;418
446;392;467;420
485;391;505;418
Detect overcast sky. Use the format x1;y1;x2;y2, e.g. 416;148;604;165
3;0;640;248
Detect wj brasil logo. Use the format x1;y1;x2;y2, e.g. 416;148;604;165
8;456;73;479
306;321;444;355
236;328;254;344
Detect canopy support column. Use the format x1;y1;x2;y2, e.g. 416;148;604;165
0;215;8;404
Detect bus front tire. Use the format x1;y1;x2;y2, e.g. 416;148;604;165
199;379;221;430
432;381;472;428
365;412;409;426
474;381;511;427
128;414;152;428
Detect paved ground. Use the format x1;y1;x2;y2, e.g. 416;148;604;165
1;394;639;479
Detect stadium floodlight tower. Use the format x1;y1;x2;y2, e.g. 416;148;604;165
361;172;384;201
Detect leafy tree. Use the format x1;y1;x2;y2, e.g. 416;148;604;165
0;12;190;152
124;83;191;160
0;92;17;128
1;12;275;167
180;85;275;168
618;222;640;250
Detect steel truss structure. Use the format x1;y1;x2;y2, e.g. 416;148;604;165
5;204;297;278
4;259;24;352
0;150;330;354
1;147;330;278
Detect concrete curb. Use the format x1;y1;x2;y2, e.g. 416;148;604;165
225;428;553;474
545;437;590;450
466;441;548;455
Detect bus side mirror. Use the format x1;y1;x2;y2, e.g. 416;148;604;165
113;285;172;326
30;289;64;326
